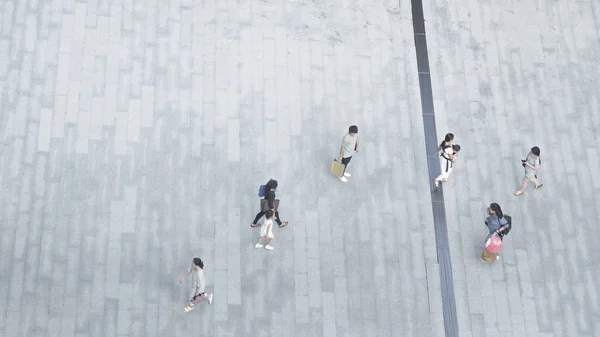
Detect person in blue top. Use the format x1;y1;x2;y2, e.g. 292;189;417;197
485;203;510;239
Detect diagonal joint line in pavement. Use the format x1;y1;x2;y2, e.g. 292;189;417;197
409;0;460;336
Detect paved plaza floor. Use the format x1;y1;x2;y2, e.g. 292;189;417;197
424;0;600;336
0;0;598;337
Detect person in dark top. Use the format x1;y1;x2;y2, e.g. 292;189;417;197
433;133;454;157
251;179;288;228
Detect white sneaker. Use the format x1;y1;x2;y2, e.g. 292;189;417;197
265;245;274;250
208;294;213;304
344;172;351;177
255;244;263;248
339;176;348;182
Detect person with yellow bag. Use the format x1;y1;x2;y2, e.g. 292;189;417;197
331;125;359;182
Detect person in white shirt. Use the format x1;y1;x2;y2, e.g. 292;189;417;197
255;210;275;250
433;144;461;187
180;257;213;312
338;125;360;183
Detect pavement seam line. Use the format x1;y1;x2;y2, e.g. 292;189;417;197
409;0;460;336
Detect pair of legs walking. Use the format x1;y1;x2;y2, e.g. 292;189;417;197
339;156;352;182
252;210;288;228
255;234;274;250
183;289;213;312
433;160;453;186
514;176;543;196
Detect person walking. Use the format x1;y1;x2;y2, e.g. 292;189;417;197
433;144;461;187
514;146;543;196
485;203;510;238
433;133;454;157
180;257;213;312
482;203;511;261
255;209;275;250
337;125;360;183
251;179;288;228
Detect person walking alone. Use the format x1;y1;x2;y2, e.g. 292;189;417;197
514;146;543;196
338;125;360;183
251;179;288;228
485;203;510;239
180;258;213;312
482;203;511;261
433;144;461;187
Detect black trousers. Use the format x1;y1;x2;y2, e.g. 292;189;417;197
341;156;352;173
253;210;282;225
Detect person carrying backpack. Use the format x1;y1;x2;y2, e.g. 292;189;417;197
482;203;511;261
251;179;289;228
485;203;511;239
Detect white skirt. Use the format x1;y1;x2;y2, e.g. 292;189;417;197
260;224;274;239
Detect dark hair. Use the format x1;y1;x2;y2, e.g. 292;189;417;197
439;133;454;148
349;125;358;134
452;144;461;152
531;146;540;156
193;258;204;268
265;209;275;219
265;179;278;190
490;203;503;219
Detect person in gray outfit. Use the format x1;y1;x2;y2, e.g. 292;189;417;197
180;257;213;312
485;203;510;239
514;146;543;196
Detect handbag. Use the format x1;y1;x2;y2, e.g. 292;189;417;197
260;199;279;212
190;293;206;304
499;215;512;239
330;159;345;177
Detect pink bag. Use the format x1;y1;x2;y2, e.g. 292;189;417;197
190;293;208;304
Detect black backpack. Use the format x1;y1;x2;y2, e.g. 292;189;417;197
499;215;512;239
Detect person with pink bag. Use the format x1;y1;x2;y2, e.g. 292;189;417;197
179;257;213;312
482;203;511;262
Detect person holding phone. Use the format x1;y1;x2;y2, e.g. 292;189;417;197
514;146;543;196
